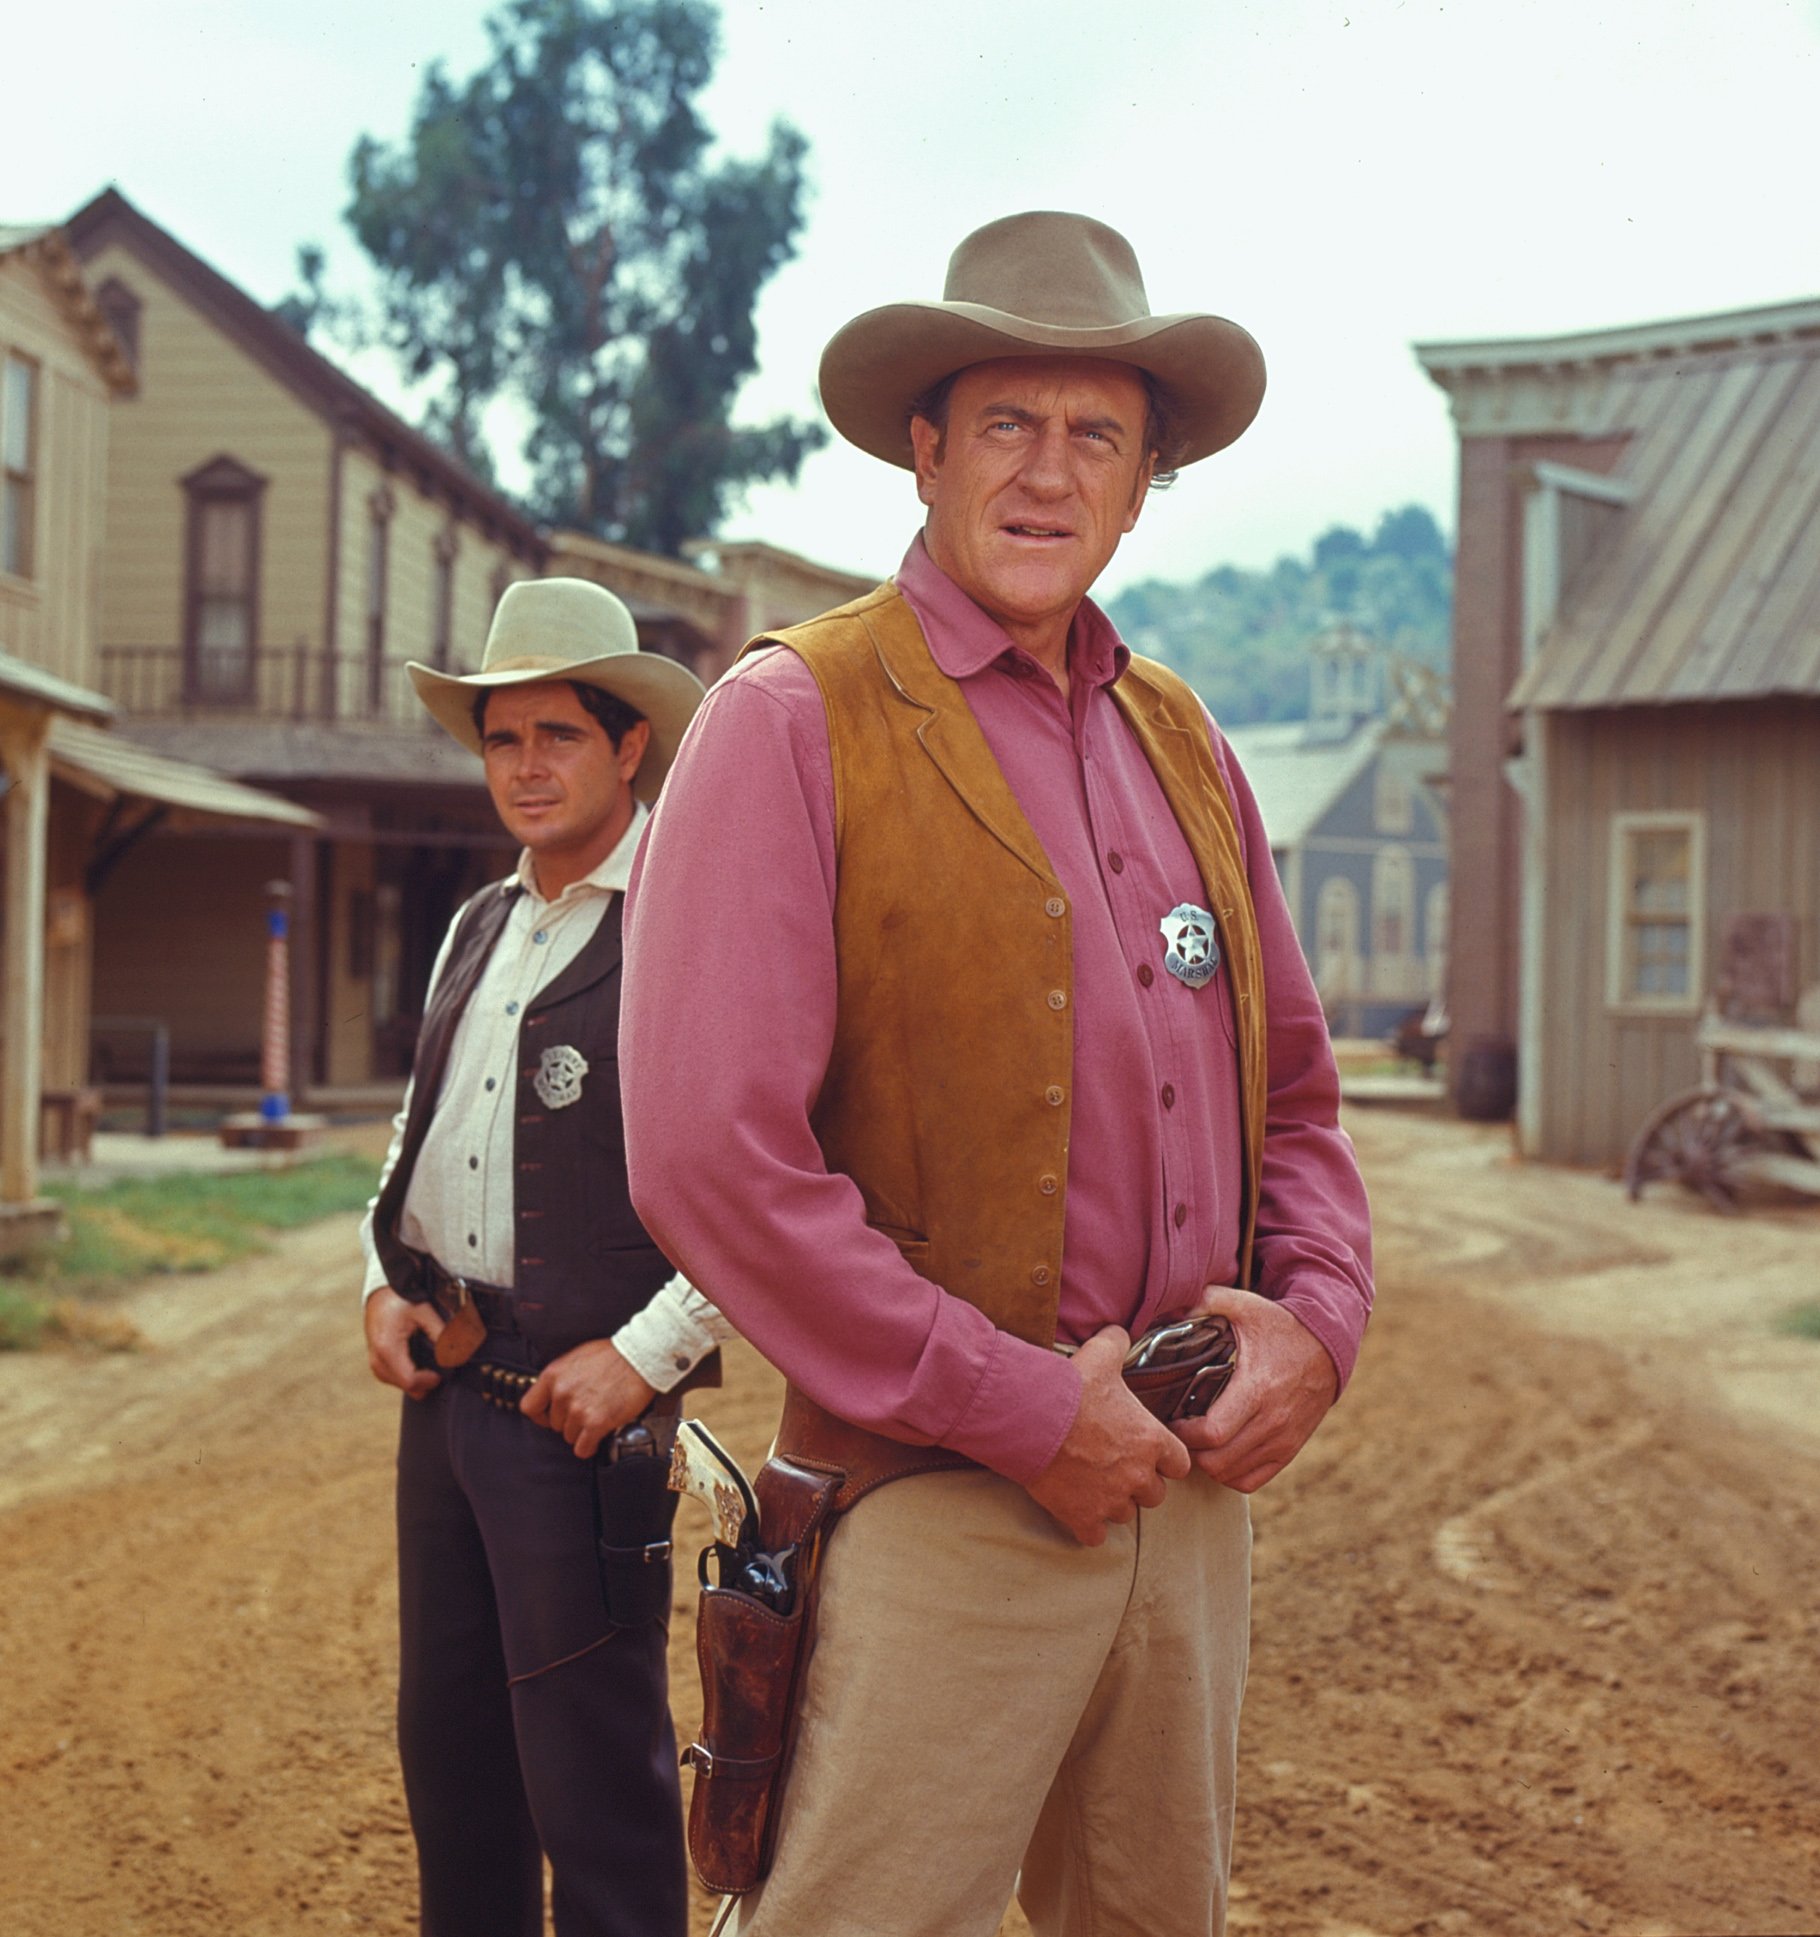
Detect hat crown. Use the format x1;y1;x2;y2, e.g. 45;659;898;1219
483;577;638;672
943;211;1152;331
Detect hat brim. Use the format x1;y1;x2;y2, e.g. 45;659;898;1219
818;301;1267;470
406;652;707;802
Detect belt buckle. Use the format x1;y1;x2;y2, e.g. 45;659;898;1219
442;1275;472;1315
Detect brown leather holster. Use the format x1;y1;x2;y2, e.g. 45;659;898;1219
681;1389;968;1895
680;1314;1238;1897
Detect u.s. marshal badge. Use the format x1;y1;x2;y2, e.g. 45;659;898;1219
533;1044;589;1110
1159;903;1221;989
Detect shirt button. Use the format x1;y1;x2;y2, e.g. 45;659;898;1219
1161;1083;1176;1109
1107;851;1125;874
467;1232;478;1248
1031;1265;1051;1287
533;929;548;944
485;1077;497;1092
1173;1203;1188;1230
506;1000;519;1016
1039;1174;1058;1195
1047;989;1067;1011
1045;1085;1065;1107
1044;896;1066;919
1137;964;1155;988
469;1155;479;1170
673;1354;690;1371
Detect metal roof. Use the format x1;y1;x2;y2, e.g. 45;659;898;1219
1509;332;1820;711
0;650;115;724
47;719;323;829
1222;720;1385;849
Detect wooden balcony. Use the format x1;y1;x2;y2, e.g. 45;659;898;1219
98;644;462;730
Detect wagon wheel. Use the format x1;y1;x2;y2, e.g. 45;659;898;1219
1623;1085;1771;1211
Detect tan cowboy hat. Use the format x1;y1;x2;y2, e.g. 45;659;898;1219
819;210;1266;471
408;578;705;801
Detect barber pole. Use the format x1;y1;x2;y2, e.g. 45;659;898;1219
260;880;292;1123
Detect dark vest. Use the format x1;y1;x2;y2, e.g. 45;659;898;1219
372;883;675;1359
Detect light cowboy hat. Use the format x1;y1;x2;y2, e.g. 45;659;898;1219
408;578;706;801
818;210;1266;471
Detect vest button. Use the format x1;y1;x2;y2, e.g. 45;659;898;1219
1137;964;1155;988
1047;989;1067;1011
1173;1202;1188;1229
1045;1085;1064;1107
1038;1174;1058;1195
1107;851;1125;874
1044;896;1066;919
1031;1265;1051;1286
1161;1084;1175;1110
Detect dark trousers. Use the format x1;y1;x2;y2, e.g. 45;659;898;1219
394;1360;688;1937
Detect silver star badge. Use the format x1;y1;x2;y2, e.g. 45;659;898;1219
1159;903;1220;989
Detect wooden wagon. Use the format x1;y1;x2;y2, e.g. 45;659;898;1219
1624;1007;1820;1210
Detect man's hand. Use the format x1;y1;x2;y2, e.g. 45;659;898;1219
1026;1327;1192;1546
521;1340;656;1460
364;1286;444;1399
1172;1286;1338;1494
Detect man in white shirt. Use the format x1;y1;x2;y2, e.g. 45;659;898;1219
358;578;730;1937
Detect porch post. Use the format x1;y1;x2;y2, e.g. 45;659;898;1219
0;703;51;1205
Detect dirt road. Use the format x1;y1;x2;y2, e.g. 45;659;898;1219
1;1110;1816;1936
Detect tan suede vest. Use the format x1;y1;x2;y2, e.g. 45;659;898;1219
750;583;1268;1345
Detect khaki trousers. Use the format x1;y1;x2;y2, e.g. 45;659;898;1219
727;1465;1251;1937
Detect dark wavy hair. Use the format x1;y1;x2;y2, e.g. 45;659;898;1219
471;680;646;747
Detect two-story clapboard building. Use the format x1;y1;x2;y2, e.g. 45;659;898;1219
62;188;874;1104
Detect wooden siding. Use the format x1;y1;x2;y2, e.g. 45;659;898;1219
0;255;112;687
333;444;528;723
81;240;332;666
1535;700;1820;1165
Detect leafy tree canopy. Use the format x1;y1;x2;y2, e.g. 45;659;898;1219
1106;503;1453;727
305;0;825;554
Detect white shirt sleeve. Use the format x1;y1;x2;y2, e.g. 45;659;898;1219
611;1271;742;1391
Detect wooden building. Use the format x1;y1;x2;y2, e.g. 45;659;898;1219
1224;625;1449;1041
63;188;548;1095
0;222;313;1232
1418;299;1820;1161
62;188;872;1102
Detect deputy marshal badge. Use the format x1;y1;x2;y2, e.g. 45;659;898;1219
1159;903;1220;989
534;1044;589;1111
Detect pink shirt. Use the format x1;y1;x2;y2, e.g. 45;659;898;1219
622;537;1372;1484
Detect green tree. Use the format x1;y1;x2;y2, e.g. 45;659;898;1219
332;0;825;552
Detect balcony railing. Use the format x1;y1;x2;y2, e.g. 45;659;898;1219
98;644;472;729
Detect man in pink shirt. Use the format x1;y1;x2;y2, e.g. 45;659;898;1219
622;212;1373;1935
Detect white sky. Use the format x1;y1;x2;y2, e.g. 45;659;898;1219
8;0;1820;595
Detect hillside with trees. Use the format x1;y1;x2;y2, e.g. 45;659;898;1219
1106;503;1453;725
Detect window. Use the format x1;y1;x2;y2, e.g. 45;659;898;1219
1314;876;1360;1005
365;487;393;717
1607;813;1705;1010
1375;759;1414;835
2;353;38;579
431;526;459;670
182;455;266;700
1424;881;1449;999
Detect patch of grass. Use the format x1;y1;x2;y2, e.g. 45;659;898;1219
1775;1299;1820;1341
0;1153;375;1350
0;1284;50;1351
